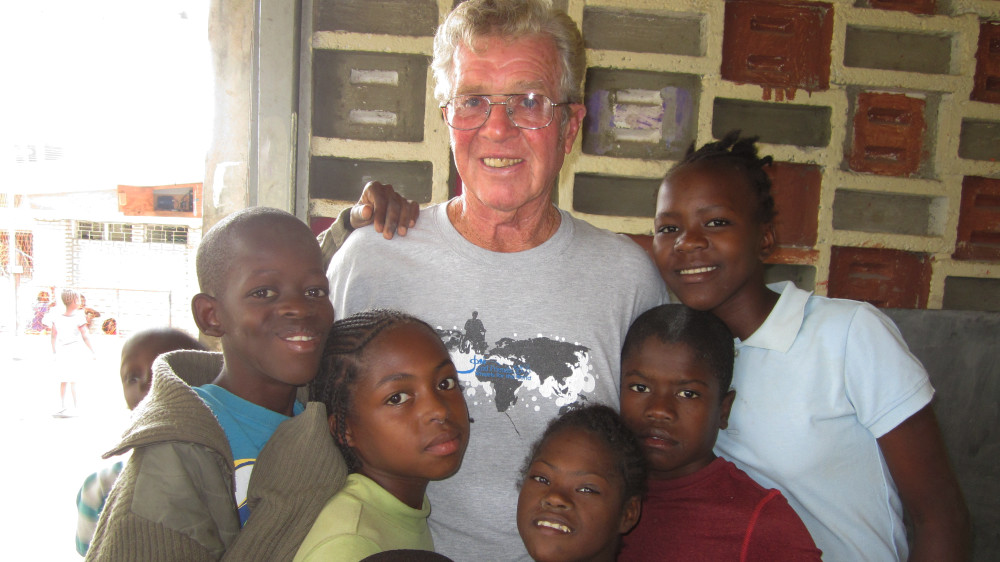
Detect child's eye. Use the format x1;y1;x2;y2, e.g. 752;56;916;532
438;377;458;391
530;474;550;485
678;389;700;399
250;288;277;298
628;383;650;393
386;392;412;405
305;287;329;298
706;218;730;227
576;486;599;494
655;224;678;234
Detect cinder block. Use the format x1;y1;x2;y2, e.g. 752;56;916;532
943;276;1000;312
312;50;428;142
583;7;702;57
971;21;1000;104
713;98;831;147
572;174;660;218
309;156;432;203
953;176;1000;262
849;92;926;177
721;0;832;99
844;27;952;75
958;119;1000;162
767;161;821;249
833;189;943;236
314;0;438;37
858;0;936;16
764;263;816;291
583;69;700;160
828;246;931;308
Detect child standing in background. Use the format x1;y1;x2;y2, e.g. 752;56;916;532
516;405;644;562
76;327;206;556
50;288;96;416
296;310;470;562
618;304;820;561
650;131;970;560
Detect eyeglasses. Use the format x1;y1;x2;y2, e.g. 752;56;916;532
441;93;569;130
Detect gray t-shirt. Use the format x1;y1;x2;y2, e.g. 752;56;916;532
328;203;668;561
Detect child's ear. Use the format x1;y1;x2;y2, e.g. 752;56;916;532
758;222;776;260
719;389;737;430
191;293;224;338
618;495;642;534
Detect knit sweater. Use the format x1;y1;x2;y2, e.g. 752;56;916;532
85;350;346;562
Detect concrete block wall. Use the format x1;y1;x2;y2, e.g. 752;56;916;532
306;0;1000;311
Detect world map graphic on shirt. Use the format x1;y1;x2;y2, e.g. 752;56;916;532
437;313;594;414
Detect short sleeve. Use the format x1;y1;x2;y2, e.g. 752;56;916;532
295;535;381;562
843;304;934;438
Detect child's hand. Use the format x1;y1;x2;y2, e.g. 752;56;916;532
350;181;420;239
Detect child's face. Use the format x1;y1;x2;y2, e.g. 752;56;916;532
652;164;774;316
620;337;734;480
343;323;470;492
517;427;640;562
210;225;334;391
120;335;194;410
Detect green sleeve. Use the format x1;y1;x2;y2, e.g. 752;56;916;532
316;207;354;271
294;535;381;562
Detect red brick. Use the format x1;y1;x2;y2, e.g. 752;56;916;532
953;176;1000;261
828;246;931;308
721;0;833;99
971;21;1000;104
866;0;935;16
767;161;821;252
849;92;926;177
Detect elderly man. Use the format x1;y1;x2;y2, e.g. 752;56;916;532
326;1;668;559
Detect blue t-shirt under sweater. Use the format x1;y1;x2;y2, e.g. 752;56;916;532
193;384;304;526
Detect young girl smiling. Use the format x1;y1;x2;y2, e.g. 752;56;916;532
516;405;645;562
650;131;970;561
295;310;470;562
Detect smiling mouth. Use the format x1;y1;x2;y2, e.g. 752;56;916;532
679;266;718;275
483;157;522;168
283;334;316;342
536;520;572;534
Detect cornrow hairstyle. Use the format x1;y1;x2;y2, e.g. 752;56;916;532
519;404;648;502
310;309;441;473
670;130;776;225
621;304;735;400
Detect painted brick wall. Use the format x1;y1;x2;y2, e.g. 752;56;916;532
306;0;1000;311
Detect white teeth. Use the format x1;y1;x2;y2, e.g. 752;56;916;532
483;157;522;168
285;335;314;342
680;266;717;275
537;520;571;533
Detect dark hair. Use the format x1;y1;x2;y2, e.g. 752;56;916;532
310;309;442;472
670;130;776;224
195;206;313;296
123;327;206;356
520;404;647;502
621;304;735;398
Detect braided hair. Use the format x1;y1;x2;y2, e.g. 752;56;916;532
670;130;776;225
519;404;648;502
310;309;440;472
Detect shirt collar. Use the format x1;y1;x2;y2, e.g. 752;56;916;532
739;281;810;353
